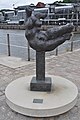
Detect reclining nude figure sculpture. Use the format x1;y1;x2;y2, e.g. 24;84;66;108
25;7;74;92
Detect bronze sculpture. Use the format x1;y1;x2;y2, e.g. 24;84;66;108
25;7;74;92
25;7;73;52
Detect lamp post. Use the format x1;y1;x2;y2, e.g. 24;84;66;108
74;0;80;31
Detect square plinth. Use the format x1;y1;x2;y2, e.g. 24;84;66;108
30;77;52;92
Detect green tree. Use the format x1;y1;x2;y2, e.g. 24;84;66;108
63;0;72;3
63;0;80;3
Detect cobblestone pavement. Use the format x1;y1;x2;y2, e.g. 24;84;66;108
0;50;80;120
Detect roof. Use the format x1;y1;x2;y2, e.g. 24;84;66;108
36;2;45;8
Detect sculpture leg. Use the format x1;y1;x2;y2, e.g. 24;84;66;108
30;51;52;92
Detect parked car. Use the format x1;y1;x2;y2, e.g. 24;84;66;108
19;19;24;25
58;18;66;25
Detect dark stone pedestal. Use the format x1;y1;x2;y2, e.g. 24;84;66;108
30;77;52;92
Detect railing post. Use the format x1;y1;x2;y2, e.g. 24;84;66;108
28;42;30;61
71;41;73;52
7;34;10;56
56;47;58;56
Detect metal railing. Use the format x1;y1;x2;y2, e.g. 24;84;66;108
55;41;74;56
0;33;79;61
0;33;31;61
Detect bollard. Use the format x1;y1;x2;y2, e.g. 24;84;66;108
56;47;58;56
71;41;73;52
27;42;30;61
7;34;11;56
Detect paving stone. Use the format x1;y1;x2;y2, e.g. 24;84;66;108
0;50;80;119
0;91;3;96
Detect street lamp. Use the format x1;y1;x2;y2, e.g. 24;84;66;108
74;0;80;31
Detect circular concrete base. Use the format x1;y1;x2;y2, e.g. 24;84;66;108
5;75;78;117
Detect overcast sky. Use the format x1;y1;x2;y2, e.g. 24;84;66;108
0;0;61;9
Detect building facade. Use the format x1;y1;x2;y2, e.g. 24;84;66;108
0;2;80;25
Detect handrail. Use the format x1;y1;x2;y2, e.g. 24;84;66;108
0;33;79;60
